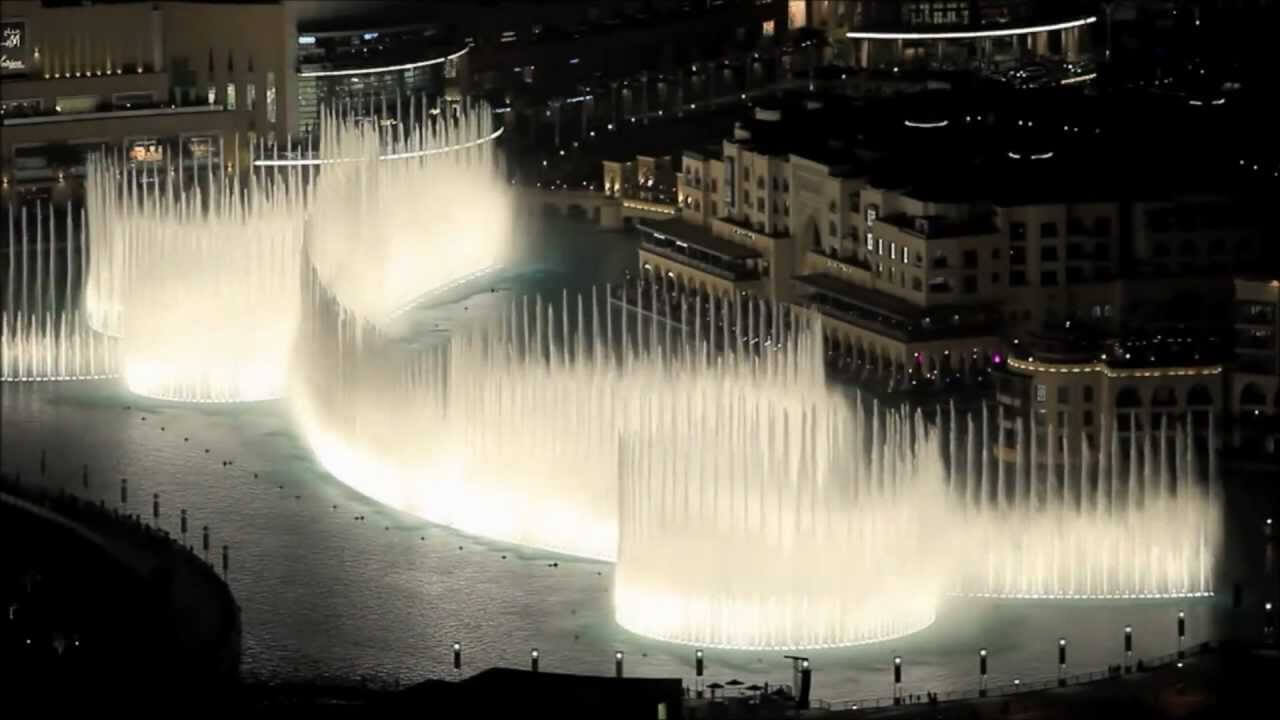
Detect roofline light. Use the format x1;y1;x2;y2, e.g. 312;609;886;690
299;46;468;78
847;16;1096;41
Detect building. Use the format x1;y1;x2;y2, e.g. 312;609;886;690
1;0;297;198
1231;275;1280;457
996;331;1225;464
798;0;1096;70
628;87;1262;396
293;20;468;133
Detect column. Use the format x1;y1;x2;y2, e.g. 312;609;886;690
550;98;562;149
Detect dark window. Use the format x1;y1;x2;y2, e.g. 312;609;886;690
828;220;837;236
1093;241;1110;260
991;272;1001;284
711;178;717;192
758;198;765;212
1057;386;1070;403
1010;270;1028;286
1083;410;1094;427
1083;386;1094;403
991;247;1001;259
1010;222;1026;243
963;249;978;268
1040;222;1059;239
963;275;978;293
1010;246;1026;265
1094;217;1111;236
1040;270;1059;286
1066;266;1085;283
911;276;923;291
1153;242;1171;258
931;253;949;269
1066;242;1086;260
1041;246;1059;262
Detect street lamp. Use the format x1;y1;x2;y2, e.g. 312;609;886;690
452;641;461;671
1057;638;1067;687
1124;625;1133;673
893;655;903;704
1266;601;1275;636
1177;611;1186;658
978;648;988;697
615;650;624;678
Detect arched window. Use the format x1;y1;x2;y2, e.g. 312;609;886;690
1186;384;1213;406
1151;386;1177;407
1116;387;1142;408
1241;382;1267;406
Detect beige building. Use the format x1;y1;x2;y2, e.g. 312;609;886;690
1;1;298;196
1231;276;1280;455
996;332;1224;462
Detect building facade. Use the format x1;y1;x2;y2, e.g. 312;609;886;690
1;0;297;198
1231;276;1280;457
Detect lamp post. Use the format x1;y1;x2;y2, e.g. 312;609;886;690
1124;625;1133;673
1057;638;1067;687
979;648;988;697
1265;601;1274;637
1177;611;1186;658
615;650;624;678
893;655;903;704
530;648;539;673
452;641;461;671
695;648;704;698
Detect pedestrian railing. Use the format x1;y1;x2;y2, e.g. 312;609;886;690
823;642;1208;711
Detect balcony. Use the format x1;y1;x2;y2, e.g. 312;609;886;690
796;273;1000;343
3;103;227;127
637;219;763;283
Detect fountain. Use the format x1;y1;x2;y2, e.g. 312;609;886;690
947;404;1222;599
2;201;118;381
615;386;949;649
87;154;306;402
306;100;510;324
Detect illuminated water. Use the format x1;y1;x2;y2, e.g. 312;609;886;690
83;157;305;402
1;202;118;381
946;405;1222;599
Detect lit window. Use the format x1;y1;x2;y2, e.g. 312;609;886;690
266;72;276;123
877;237;884;255
866;232;874;251
226;83;236;110
207;84;216;105
902;246;908;263
1036;385;1047;402
890;241;897;259
247;83;256;112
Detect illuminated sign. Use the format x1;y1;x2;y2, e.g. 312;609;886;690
128;139;164;165
1;20;27;73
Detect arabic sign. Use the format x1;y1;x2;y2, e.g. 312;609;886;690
1;21;27;73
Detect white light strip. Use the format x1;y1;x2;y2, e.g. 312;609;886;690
252;126;503;166
0;374;119;383
298;46;468;78
1060;72;1098;85
847;16;1096;40
904;119;948;128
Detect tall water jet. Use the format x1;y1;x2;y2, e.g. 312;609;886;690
615;384;949;649
306;99;510;324
952;411;1222;599
87;154;306;402
2;202;118;381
